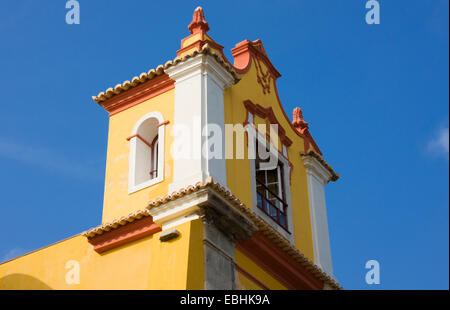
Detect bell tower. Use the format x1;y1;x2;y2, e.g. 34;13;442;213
0;7;341;291
166;7;239;192
93;7;239;224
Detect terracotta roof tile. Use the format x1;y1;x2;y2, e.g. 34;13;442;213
83;177;341;289
92;44;241;104
146;177;342;290
81;209;152;238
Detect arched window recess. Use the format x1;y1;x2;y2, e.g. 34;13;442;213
127;112;167;194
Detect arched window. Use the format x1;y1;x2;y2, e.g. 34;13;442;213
128;112;166;193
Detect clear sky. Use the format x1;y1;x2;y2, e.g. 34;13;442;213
0;0;448;290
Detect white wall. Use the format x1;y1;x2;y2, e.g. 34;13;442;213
303;156;334;276
166;54;235;192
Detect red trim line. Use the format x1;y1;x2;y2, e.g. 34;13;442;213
98;74;175;116
242;101;295;183
245;124;294;184
231;40;322;155
243;100;293;147
231;39;281;77
177;39;224;57
126;134;153;149
88;216;162;254
235;263;270;290
176;38;235;69
273;79;322;155
157;120;170;127
236;232;324;290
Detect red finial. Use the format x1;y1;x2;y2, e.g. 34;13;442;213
188;7;210;34
292;107;309;134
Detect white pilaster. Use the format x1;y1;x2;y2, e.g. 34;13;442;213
303;156;334;276
166;54;235;192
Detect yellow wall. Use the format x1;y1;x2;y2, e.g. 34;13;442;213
185;219;205;289
224;60;315;261
0;49;317;291
0;220;199;290
102;89;174;224
235;249;286;290
101;47;315;261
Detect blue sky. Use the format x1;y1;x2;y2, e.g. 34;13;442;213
0;1;448;290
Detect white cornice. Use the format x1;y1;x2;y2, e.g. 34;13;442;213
165;54;235;90
148;187;257;240
303;156;333;185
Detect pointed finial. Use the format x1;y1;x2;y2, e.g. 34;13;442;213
188;7;210;34
292;107;309;133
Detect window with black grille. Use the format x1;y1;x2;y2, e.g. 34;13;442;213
255;150;288;230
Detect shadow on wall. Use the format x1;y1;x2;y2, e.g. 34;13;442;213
0;274;53;290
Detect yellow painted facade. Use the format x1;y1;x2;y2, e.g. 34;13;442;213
224;61;315;260
0;7;339;291
102;89;175;223
235;249;287;290
0;220;194;290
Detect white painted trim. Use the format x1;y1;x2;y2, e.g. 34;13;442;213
303;155;334;276
128;111;166;194
148;191;207;227
161;213;201;231
303;156;333;186
248;112;254;124
131;111;165;134
149;187;257;243
166;54;235;90
282;145;288;158
166;54;235;192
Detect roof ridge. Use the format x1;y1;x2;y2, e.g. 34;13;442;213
82;208;152;238
93;44;241;104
